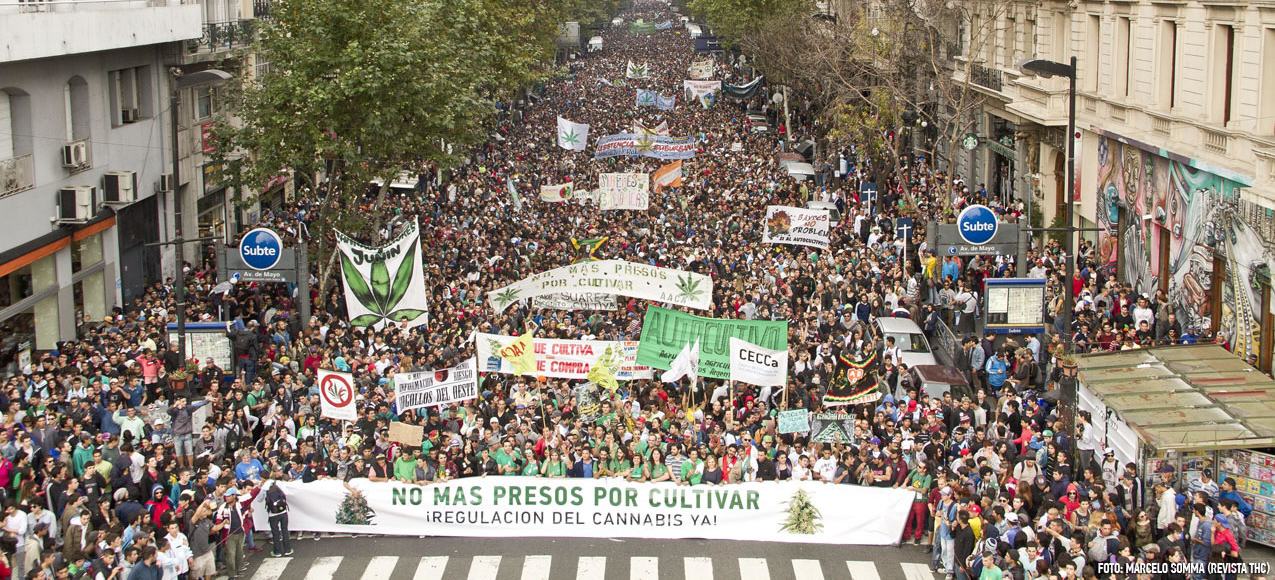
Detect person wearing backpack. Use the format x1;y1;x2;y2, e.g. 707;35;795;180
265;477;292;557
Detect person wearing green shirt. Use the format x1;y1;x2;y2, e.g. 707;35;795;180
394;449;421;482
978;553;1003;580
71;435;95;478
649;449;671;483
679;449;704;486
493;440;522;476
608;450;632;479
541;450;567;478
521;455;540;476
628;454;649;482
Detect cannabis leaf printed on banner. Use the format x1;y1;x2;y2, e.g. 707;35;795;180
341;243;426;328
492;287;522;310
559;129;581;148
637;90;657;107
635;133;655;154
780;489;823;535
674;274;705;303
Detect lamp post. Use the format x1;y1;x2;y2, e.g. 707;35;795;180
1018;57;1077;347
166;68;233;363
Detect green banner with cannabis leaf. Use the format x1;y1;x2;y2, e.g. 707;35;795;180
335;220;429;330
487;259;712;313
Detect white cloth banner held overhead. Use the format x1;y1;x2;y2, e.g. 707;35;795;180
557;116;589;151
393;358;479;413
661;339;700;384
251;477;913;545
488;260;713;312
475;333;652;381
531;292;618;311
539;182;574;203
335;221;429;330
598;172;650;210
728;337;789;387
682;80;721;99
762;206;831;250
316;369;357;421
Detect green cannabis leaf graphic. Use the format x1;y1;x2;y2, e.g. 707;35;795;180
675;274;705;302
493;287;521;310
342;242;425;328
559;129;581;147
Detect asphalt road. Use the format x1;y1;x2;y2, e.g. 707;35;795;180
236;536;940;580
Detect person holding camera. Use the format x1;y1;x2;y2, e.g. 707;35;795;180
265;474;293;558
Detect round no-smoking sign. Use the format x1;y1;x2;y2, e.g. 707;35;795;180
320;373;354;410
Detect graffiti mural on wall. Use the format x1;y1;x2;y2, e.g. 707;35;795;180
1095;136;1271;359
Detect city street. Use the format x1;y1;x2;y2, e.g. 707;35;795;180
238;537;939;580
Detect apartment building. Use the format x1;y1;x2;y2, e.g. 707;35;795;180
952;0;1275;367
0;0;270;373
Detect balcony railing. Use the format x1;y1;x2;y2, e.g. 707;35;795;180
251;0;267;19
0;154;35;198
1202;128;1229;155
970;62;1003;92
186;20;254;53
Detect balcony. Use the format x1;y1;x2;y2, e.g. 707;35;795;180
0;0;202;63
186;20;255;54
251;0;268;19
970;62;1003;93
1202;128;1230;155
0;154;35;199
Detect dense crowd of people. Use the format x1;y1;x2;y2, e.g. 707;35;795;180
0;1;1265;579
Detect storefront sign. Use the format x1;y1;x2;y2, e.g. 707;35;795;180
250;478;912;545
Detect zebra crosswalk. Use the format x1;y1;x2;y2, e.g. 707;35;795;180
241;554;939;580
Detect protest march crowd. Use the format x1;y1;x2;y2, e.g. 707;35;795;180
0;1;1266;579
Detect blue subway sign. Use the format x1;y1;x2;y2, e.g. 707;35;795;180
239;228;283;271
956;204;998;246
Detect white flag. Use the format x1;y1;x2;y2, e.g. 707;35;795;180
316;369;357;421
729;337;789;387
557;116;589;151
661;338;701;384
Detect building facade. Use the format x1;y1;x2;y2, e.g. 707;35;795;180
0;0;273;374
954;0;1275;368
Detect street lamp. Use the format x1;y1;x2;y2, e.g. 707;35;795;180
168;68;233;364
1018;56;1077;348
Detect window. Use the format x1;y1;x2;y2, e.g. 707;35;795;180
64;76;90;142
1;88;32;158
1086;15;1101;92
1003;11;1017;68
195;85;215;120
108;66;153;126
1212;24;1236;125
1054;12;1068;61
1157;20;1177;110
1024;8;1037;62
1262;28;1275;135
1116;17;1131;98
0;90;11;160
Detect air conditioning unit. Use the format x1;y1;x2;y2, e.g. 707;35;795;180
61;141;88;168
103;171;137;204
159;173;174;192
121;108;140;123
57;186;98;223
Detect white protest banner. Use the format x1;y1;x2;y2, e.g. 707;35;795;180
393;358;479;412
557;117;589;151
598;172;650;210
539;182;574;203
777;409;811;435
625;60;650;79
336;220;429;329
475;333;652;381
683;80;722;99
317;369;357;421
728;337;789;387
688;59;714;80
532;292;618;311
251;477;912;545
488;260;712;312
762;206;831;250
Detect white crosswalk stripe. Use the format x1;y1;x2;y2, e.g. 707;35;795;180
630;556;659;580
847;560;882;580
413;556;450;580
684;557;713;580
254;553;940;580
521;555;552;580
302;556;343;580
738;557;770;580
792;559;825;580
361;556;399;580
468;555;502;580
249;557;291;580
576;556;607;580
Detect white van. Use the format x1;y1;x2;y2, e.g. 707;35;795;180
874;317;937;369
